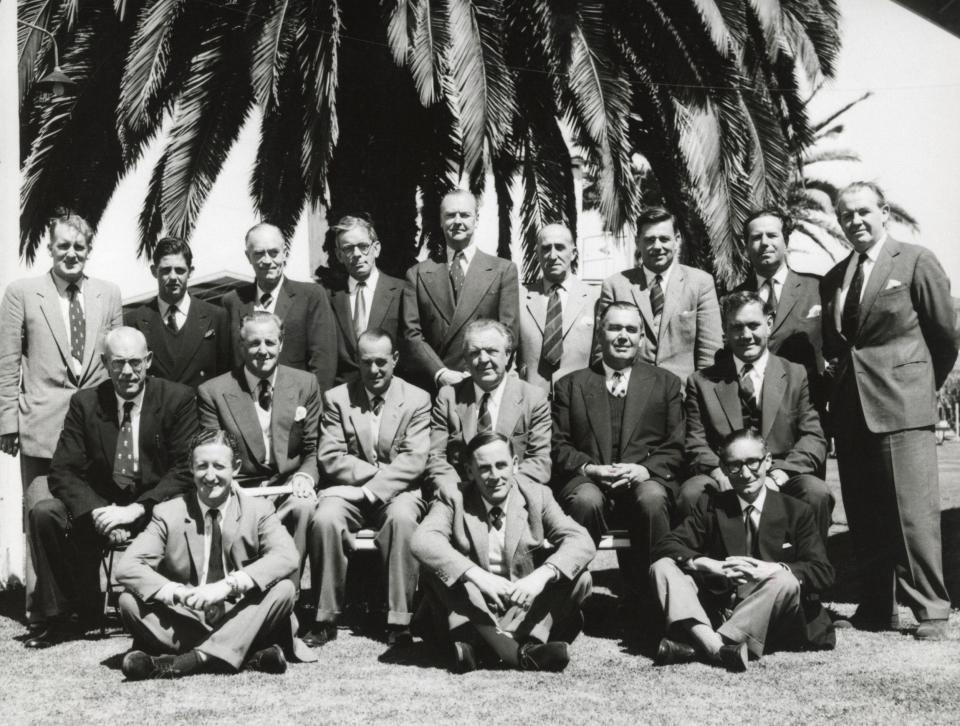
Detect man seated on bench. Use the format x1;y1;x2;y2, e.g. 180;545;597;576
116;429;317;679
197;311;321;572
307;329;431;647
412;432;595;673
650;428;835;672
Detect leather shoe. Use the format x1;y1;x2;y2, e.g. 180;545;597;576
121;651;178;681
246;644;287;674
303;622;338;648
848;608;900;632
654;637;698;666
718;642;749;673
24;622;79;649
518;641;570;672
914;620;949;641
387;626;413;647
451;641;478;674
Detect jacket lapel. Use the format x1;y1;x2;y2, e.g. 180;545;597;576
332;287;358;355
96;383;120;476
463;486;490;571
170;302;208;380
658;265;684;343
525;285;547;335
457;381;479;445
273;279;295;322
503;485;526;573
137;380;162;486
183;493;206;584
37;275;71;365
368;274;397;330
443;252;498;349
759;356;786;439
224;371;267;464
757;491;787;559
629;279;657;342
582;369;612;462
772;271;801;336
347;380;377;463
494;376;524;437
377;379;404;458
857;240;898;332
138;302;174;375
562;278;590;339
223;492;245;569
270;367;296;466
80;279;104;378
619;364;652;450
711;356;743;430
717;494;748;557
420;260;454;327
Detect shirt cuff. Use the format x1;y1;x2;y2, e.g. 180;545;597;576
232;571;256;594
434;369;449;386
361;486;379;503
294;473;316;489
155;582;182;606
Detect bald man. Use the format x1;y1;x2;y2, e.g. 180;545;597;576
25;327;198;648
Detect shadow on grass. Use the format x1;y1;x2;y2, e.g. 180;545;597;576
100;651;126;671
376;640;443;669
0;586;26;625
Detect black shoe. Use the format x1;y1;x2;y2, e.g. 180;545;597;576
451;641;478;674
849;609;900;632
518;641;570;672
654;637;698;666
121;651;179;681
24;621;80;649
246;644;287;674
387;626;413;647
303;622;338;648
718;642;748;673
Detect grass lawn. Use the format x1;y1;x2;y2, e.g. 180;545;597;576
3;444;960;725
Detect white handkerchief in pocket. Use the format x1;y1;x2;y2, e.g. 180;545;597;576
294;406;307;422
782;542;793;549
806;305;821;319
886;279;903;290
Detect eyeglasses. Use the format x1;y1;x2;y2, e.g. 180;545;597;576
339;243;374;256
108;358;146;373
719;457;766;475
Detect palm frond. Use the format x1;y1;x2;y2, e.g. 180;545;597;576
801;147;860;165
383;0;418;66
409;0;448;107
250;0;296;108
300;0;341;206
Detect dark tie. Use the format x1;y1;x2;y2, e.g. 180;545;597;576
207;508;225;583
841;252;868;341
113;401;137;490
489;506;504;531
353;280;367;337
609;371;626;398
450;251;466;301
739;363;760;430
166;304;179;332
763;277;778;311
477;392;493;434
743;504;760;558
259;291;273;309
66;283;85;363
372;395;384;415
538;284;564;378
258;378;273;411
649;274;664;318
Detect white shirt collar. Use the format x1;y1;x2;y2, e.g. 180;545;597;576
755;263;788;288
243;366;279;395
473;375;509;410
737;484;767;515
734;350;769;378
256;276;285;302
852;234;887;265
115;385;146;419
366;379;392;406
541;275;569;294
158;293;191;318
602;362;632;385
51;271;85;295
643;262;674;289
198;491;236;520
447;243;476;268
348;267;379;293
481;485;514;515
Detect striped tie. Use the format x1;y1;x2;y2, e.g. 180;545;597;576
538;283;564;378
477;393;493;433
450;251;466;302
650;274;664;318
353;281;367;337
762;277;778;311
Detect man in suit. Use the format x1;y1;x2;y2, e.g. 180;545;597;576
26;327;197;648
327;216;408;384
124;236;230;388
222;223;337;389
517;224;600;394
650;428;835;671
733;209;826;417
116;429;317;679
552;301;684;590
599;207;722;384
427;319;551;502
197;312;321;569
821;181;958;640
681;291;833;543
307;329;431;647
0;211;123;623
412;432;595;673
402;190;520;391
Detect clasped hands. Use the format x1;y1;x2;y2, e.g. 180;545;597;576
584;463;650;490
91;503;146;545
691;555;784;584
171;581;233;624
464;565;554;613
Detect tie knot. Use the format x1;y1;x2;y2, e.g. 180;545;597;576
372;395;384;414
169;304;178;314
259;378;271;393
489;506;504;529
67;282;79;296
454;250;465;260
744;504;754;515
259;292;272;307
740;362;753;376
654;274;662;283
123;400;134;413
355;280;366;289
209;508;220;522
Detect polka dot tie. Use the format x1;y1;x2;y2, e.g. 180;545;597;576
67;283;85;364
113;401;137;490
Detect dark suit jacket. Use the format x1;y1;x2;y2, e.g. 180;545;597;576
124;297;230;389
48;378;198;519
402;250;520;386
197;365;321;486
222;278;337;390
820;238;959;433
551;362;685;491
684;353;826;476
412;477;595;587
329;271;407;384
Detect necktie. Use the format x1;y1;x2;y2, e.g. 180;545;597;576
67;283;85;364
372;395;384;415
258;292;273;310
538;284;564;377
489;506;504;531
841;252;868;341
739;363;760;430
450;251;466;301
609;371;627;398
744;504;760;558
477;392;493;434
763;277;778;311
258;378;273;411
353;280;367;338
113;401;137;490
207;508;225;583
166;305;179;332
650;274;664;318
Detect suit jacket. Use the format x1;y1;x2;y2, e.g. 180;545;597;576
684;353;826;476
222;278;337;390
412;477;595;587
820;238;959;433
402;250;520;386
427;375;551;496
734;270;825;406
316;376;431;502
48;378;198;519
599;264;722;384
0;272;123;458
551;362;685;491
197;365;321;485
329;271;407;384
517;277;600;392
124;297;231;389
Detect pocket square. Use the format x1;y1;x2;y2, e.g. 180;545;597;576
885;279;903;290
203;328;215;338
806;305;821;319
781;542;793;549
294;406;307;422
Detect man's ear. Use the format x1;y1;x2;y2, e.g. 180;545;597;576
149;264;158;279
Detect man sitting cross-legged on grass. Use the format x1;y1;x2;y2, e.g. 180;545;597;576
412;431;595;673
650;428;835;672
116;429;317;680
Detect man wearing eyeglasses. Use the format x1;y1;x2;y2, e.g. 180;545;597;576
327;216;408;384
650;428;835;672
25;327;198;648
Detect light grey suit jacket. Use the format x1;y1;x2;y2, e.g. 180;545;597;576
517;277;600;393
599;264;722;384
0;272;122;457
316;376;431;502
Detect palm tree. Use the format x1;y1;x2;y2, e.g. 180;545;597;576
18;1;841;284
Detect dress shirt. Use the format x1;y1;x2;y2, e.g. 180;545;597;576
601;362;633;395
473;376;509;430
255;278;284;313
447;242;477;278
157;293;191;331
348;268;379;334
243;367;279;465
733;350;769;405
482;497;508;577
115;387;146;471
754;264;788;307
541;276;570;310
737;484;766;532
642;263;675;293
51;272;85;373
837;235;887;315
